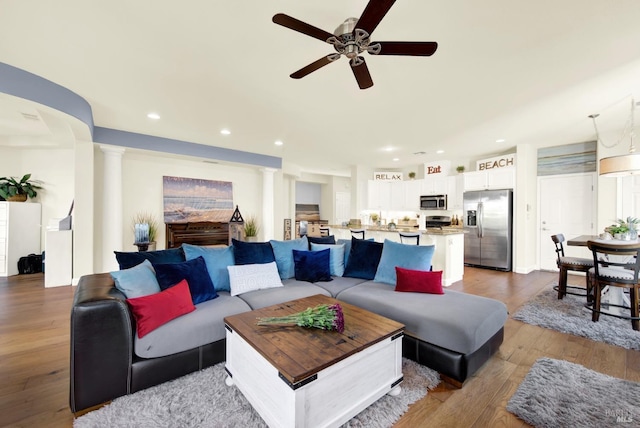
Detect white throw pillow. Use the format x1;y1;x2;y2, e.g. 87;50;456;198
227;261;283;296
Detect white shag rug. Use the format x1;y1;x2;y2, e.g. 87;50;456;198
512;286;640;350
74;358;440;428
508;357;639;427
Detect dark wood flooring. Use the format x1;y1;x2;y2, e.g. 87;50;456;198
0;268;637;427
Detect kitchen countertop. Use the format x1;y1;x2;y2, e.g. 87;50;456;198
328;225;466;235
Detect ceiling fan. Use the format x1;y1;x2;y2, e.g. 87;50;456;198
272;0;438;90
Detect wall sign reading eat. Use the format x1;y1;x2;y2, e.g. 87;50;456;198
373;171;403;181
424;160;450;176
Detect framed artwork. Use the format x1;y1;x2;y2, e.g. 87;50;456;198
163;176;233;223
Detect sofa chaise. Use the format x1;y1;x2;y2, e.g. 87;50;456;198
70;237;507;413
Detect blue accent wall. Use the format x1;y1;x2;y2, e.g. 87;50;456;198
0;62;94;134
0;61;282;169
94;127;282;168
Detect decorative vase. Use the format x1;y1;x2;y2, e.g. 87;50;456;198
244;236;258;242
7;194;27;202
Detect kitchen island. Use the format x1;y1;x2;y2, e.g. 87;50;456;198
328;225;465;286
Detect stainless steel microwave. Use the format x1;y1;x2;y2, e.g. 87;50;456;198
420;194;447;210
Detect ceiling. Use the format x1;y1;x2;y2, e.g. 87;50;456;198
1;0;640;176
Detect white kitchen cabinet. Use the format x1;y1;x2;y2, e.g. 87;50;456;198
420;176;448;195
403;179;421;211
427;233;464;286
45;230;73;287
446;176;464;210
0;202;42;277
462;167;515;191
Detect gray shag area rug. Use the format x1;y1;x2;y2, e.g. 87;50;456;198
512;286;640;350
74;358;439;428
507;357;639;427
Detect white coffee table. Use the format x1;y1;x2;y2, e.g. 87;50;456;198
224;294;404;428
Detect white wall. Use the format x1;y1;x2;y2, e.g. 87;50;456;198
92;148;264;270
0;146;75;250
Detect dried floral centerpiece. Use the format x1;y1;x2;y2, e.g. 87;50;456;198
257;303;345;333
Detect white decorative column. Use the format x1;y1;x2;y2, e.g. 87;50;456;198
262;168;277;241
100;145;125;272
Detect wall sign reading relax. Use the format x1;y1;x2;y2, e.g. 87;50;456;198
373;171;403;181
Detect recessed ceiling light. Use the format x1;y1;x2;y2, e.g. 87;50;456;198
384;147;394;152
392;158;400;162
220;129;231;135
496;138;506;143
436;150;444;154
147;112;160;120
274;140;284;146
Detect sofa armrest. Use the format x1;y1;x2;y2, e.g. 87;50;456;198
70;273;134;412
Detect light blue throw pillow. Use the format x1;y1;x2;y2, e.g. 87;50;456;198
373;239;435;285
182;244;235;292
310;242;345;277
269;236;309;280
110;259;160;298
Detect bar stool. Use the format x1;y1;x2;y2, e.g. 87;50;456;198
399;232;420;245
350;229;365;239
320;227;330;237
586;240;640;331
551;234;594;301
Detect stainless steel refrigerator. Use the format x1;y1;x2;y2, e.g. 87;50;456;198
463;189;513;271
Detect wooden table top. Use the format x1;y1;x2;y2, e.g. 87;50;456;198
224;294;404;385
568;235;640;248
566;235;599;246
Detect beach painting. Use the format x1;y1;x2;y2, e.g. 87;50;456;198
163;176;234;223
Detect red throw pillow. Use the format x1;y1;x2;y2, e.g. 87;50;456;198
126;279;195;338
394;267;444;294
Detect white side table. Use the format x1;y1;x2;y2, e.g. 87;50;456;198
45;230;73;287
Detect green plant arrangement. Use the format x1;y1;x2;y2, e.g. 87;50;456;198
408;171;416;180
0;174;43;201
244;215;259;237
456;165;465;173
132;212;159;242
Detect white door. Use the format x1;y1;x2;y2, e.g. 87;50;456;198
539;173;596;271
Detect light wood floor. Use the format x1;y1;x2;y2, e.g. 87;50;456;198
1;268;638;427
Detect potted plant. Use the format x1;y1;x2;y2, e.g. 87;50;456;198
370;213;380;226
0;174;43;202
456;165;465;174
244;215;259;241
408;171;416;180
133;212;159;250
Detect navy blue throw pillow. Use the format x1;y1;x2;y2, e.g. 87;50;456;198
293;249;333;283
153;256;218;305
307;235;336;247
232;238;276;265
343;238;384;280
114;248;185;270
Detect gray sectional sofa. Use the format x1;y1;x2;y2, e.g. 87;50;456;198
70;239;507;413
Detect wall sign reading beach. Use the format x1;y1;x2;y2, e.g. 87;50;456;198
163;176;234;223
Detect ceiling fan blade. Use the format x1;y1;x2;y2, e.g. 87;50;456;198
290;55;339;79
375;41;438;56
273;13;334;43
350;57;374;90
355;0;396;36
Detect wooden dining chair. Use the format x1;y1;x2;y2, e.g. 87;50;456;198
586;240;640;331
551;234;594;301
350;229;365;239
399;232;420;245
